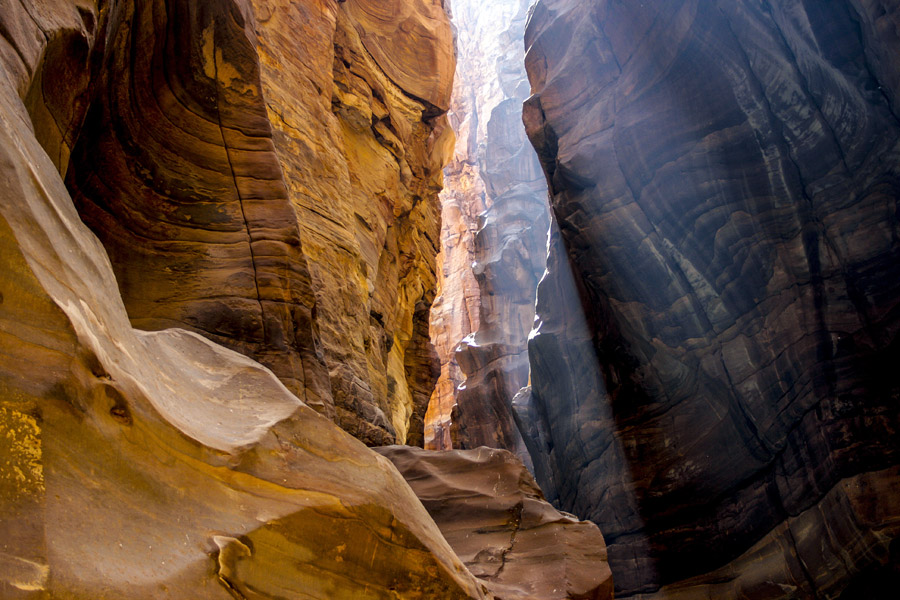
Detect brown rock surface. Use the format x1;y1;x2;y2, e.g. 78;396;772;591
426;0;550;457
0;14;490;596
252;0;453;446
342;0;455;110
377;445;614;600
0;1;500;598
55;0;453;446
521;0;900;596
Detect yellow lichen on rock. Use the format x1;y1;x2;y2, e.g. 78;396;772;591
0;405;43;502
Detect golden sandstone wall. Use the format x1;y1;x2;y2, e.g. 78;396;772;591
58;0;454;447
0;2;485;597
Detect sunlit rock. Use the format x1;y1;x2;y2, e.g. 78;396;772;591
426;0;550;461
57;0;453;446
0;1;493;598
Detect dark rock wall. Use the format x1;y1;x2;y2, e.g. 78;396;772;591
521;0;900;596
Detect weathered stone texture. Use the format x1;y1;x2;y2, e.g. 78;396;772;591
58;0;453;446
252;0;453;446
378;445;614;600
522;0;900;596
0;4;490;596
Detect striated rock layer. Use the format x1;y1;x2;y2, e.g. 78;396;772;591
521;0;900;596
0;4;491;598
377;445;614;600
58;0;453;446
426;0;550;457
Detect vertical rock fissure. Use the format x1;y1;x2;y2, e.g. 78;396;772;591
210;22;268;340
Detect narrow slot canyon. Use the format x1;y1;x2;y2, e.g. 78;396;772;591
425;0;549;465
1;1;899;599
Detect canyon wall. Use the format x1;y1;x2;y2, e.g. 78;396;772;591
521;0;900;597
0;3;491;598
426;0;550;457
57;0;454;446
0;1;618;598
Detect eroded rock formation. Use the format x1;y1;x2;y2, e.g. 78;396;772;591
0;1;507;598
53;0;453;446
426;0;550;458
521;0;900;596
378;445;614;600
0;4;491;597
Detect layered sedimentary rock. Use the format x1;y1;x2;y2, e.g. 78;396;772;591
253;0;453;446
378;445;614;600
58;0;453;446
0;5;491;597
521;0;900;596
426;0;550;457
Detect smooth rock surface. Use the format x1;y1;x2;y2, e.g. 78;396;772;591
377;445;614;600
0;31;488;600
521;0;900;596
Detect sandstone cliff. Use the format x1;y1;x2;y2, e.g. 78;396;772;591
53;0;454;446
0;1;620;598
0;4;490;598
426;0;550;459
521;0;900;597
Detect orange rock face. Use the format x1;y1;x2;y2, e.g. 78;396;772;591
249;0;454;446
425;89;486;450
49;0;454;446
343;0;455;110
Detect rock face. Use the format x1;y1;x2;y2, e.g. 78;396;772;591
0;4;492;598
521;0;900;596
377;445;614;600
425;0;550;457
58;0;453;446
425;93;486;449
